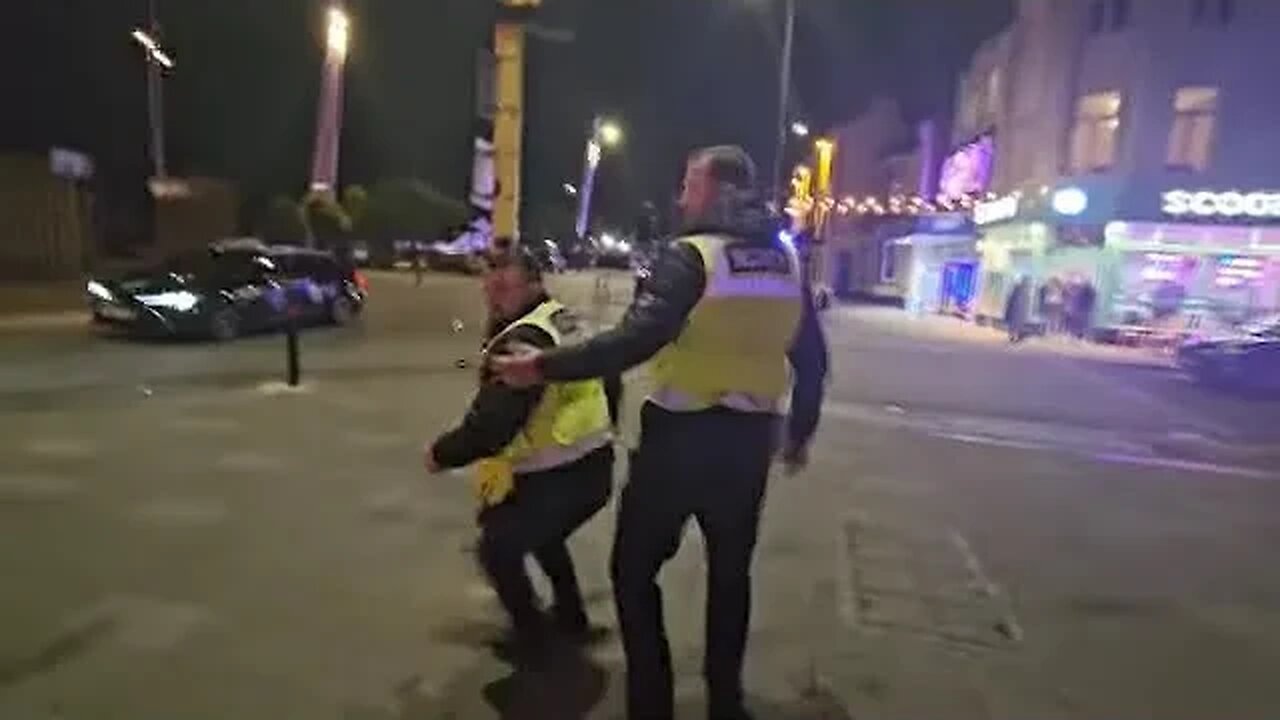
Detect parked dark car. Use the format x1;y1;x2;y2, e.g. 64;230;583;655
85;243;367;341
1177;315;1280;393
560;239;598;269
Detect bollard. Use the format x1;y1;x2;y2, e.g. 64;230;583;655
286;311;301;387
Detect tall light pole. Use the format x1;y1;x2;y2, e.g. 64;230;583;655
310;3;350;199
131;0;174;185
771;0;797;207
574;117;623;242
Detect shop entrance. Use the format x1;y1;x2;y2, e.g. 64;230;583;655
941;260;977;315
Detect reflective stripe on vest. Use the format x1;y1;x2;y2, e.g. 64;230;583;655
648;234;803;413
484;300;613;473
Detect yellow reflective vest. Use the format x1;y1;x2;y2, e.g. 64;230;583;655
473;300;612;507
648;234;804;413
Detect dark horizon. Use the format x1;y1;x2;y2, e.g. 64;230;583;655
3;0;1011;238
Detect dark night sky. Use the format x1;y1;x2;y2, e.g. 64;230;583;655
4;0;1010;232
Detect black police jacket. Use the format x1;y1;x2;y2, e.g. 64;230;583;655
541;227;829;453
431;294;622;470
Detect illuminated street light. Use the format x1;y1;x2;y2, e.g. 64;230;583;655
131;16;175;183
563;183;578;197
575;117;624;241
131;29;175;69
311;3;351;202
598;120;623;147
790;121;810;138
326;6;351;60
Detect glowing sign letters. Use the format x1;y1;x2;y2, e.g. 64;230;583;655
1162;190;1280;219
973;194;1020;226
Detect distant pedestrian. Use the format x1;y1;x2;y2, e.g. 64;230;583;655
414;247;426;286
1067;281;1097;340
1039;277;1064;334
1005;277;1031;343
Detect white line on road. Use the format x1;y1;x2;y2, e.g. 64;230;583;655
1090;452;1279;480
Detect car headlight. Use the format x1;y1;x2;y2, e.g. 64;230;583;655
135;290;201;312
86;280;113;302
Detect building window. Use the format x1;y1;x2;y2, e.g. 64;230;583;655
1167;86;1219;171
879;240;897;283
1069;91;1123;173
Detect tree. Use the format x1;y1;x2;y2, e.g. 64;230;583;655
360;178;469;249
303;191;351;250
341;185;369;234
259;195;307;245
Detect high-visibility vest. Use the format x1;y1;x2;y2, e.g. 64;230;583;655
648;234;804;413
484;299;613;474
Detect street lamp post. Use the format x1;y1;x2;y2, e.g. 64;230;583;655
310;3;350;200
770;0;797;207
574;117;622;242
131;0;175;183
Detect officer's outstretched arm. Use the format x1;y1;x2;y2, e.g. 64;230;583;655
541;243;706;382
431;326;554;469
785;289;829;454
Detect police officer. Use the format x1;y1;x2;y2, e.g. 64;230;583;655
494;146;828;720
424;247;620;660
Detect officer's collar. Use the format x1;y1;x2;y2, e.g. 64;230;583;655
489;292;551;337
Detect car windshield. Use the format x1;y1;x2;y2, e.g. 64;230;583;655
151;249;273;280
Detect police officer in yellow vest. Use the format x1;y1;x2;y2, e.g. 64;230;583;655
494;147;828;720
424;246;619;660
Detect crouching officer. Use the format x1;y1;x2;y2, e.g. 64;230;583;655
424;246;618;659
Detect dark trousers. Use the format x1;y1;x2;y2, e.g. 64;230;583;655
612;403;776;720
478;446;613;634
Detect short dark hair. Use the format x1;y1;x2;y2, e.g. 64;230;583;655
691;145;758;191
484;243;543;282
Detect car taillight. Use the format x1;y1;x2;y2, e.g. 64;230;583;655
353;270;369;292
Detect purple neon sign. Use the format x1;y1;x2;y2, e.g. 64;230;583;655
939;134;994;198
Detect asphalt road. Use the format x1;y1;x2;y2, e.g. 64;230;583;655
2;270;1279;719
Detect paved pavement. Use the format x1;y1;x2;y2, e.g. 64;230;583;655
2;271;1280;719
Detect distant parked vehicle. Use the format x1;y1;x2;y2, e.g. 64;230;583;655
525;239;567;274
1177;315;1280;393
85;243;367;341
594;232;634;269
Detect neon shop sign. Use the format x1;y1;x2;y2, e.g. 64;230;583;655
1162;190;1280;219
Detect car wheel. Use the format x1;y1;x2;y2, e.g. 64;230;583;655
210;308;241;342
330;296;355;326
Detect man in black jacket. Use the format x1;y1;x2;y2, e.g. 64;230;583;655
424;248;620;658
494;146;828;720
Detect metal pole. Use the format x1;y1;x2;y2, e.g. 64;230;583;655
575;120;601;242
147;0;167;180
771;0;795;206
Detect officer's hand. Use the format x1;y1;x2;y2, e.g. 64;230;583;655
781;443;809;475
489;342;545;388
423;442;442;474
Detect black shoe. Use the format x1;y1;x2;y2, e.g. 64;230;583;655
488;621;551;667
550;606;609;645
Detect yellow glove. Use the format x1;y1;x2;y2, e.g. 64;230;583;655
472;458;515;508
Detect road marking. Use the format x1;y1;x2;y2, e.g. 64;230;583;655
24;438;95;460
216;451;287;473
1090;452;1279;480
170;416;240;434
130;497;228;527
0;474;80;502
